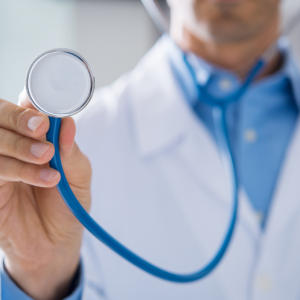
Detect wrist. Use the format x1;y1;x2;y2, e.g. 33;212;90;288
4;249;81;300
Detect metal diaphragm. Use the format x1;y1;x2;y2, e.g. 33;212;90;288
26;49;95;118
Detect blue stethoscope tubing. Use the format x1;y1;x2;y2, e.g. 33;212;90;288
46;56;265;283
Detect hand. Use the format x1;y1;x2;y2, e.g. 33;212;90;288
0;90;91;300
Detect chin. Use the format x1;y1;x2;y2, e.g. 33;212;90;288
190;0;278;42
186;23;251;44
170;0;279;43
205;0;246;3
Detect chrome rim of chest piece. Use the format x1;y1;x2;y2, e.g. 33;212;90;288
26;49;95;118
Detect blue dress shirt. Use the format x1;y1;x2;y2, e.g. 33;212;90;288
2;36;300;299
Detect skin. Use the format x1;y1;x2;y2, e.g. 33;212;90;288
0;0;282;299
167;0;282;77
0;90;91;300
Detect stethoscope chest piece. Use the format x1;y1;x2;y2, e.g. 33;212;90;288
26;49;95;117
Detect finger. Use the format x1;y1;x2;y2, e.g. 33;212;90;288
0;155;60;188
18;88;35;110
18;89;48;142
0;99;49;139
0;127;54;164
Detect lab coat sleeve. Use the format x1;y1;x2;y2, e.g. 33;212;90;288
0;258;84;300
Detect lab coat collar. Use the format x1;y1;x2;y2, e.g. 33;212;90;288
129;36;229;200
129;35;189;157
277;37;300;107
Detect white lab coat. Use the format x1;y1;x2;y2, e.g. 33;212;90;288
74;37;300;300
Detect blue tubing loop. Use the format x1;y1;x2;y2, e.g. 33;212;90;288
46;57;265;282
47;107;236;283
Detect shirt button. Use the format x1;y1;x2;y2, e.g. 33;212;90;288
219;78;232;91
255;274;273;292
244;129;257;143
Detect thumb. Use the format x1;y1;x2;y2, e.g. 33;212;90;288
58;117;91;197
59;117;76;159
18;87;35;109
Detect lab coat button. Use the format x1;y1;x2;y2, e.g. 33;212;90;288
255;274;273;292
219;78;232;91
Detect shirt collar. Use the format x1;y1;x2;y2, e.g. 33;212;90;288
279;38;300;108
167;35;300;109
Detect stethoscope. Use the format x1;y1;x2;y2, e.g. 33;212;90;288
24;1;300;283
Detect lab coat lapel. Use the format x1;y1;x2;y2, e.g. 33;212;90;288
129;36;260;240
264;117;300;238
130;37;229;205
247;117;300;300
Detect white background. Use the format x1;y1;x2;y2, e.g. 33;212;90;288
0;0;299;104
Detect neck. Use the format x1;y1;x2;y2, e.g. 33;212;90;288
170;13;282;79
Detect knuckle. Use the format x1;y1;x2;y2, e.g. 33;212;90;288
17;160;28;180
0;129;28;158
0;131;4;147
8;106;27;132
11;135;26;155
0;156;5;173
0;155;10;180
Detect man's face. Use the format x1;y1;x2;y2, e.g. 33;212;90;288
167;0;280;43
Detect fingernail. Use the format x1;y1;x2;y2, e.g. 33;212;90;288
40;169;59;182
28;116;44;132
31;143;50;158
